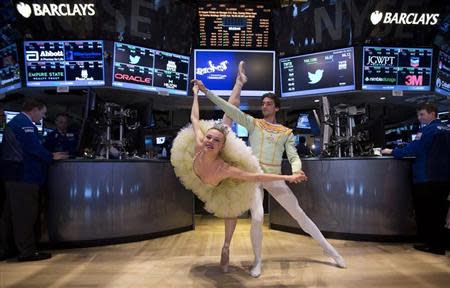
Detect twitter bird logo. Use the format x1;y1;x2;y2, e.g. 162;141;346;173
308;69;324;84
129;55;141;65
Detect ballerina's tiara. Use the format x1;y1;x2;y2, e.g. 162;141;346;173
211;122;230;136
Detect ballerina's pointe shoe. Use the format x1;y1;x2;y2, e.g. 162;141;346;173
220;246;230;273
324;249;347;268
250;260;262;278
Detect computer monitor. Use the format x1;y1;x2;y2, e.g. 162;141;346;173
0;132;3;143
296;113;311;129
5;110;19;123
5;110;43;132
232;122;248;138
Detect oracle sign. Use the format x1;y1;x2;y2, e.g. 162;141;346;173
114;73;150;84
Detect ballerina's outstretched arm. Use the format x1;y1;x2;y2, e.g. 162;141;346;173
191;83;204;149
223;165;307;184
222;61;247;127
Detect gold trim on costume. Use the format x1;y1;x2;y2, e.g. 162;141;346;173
259;161;282;167
255;119;290;134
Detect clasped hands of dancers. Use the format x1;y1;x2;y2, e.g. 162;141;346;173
171;62;346;278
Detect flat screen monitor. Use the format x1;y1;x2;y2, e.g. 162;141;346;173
0;133;2;143
5;110;19;123
156;137;166;145
194;49;275;96
112;42;190;95
296;113;311;129
197;3;272;49
0;44;21;93
362;46;433;91
279;47;355;97
24;40;105;87
5;110;42;132
435;50;450;96
231;122;248;137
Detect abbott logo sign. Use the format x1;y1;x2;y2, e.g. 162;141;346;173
370;10;439;26
16;2;96;18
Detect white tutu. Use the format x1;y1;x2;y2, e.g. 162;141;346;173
170;120;261;218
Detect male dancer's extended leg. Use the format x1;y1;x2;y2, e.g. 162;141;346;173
249;186;264;277
263;180;346;268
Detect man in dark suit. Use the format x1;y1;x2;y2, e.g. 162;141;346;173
0;98;67;262
382;103;448;255
296;136;311;157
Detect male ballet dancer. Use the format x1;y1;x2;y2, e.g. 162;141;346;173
193;80;346;277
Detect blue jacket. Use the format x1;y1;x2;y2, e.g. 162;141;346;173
392;119;446;183
426;125;450;183
44;129;78;157
2;113;53;185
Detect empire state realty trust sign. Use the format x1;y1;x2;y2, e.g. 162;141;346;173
16;2;96;18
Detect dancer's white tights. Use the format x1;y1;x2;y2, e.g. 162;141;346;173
250;180;339;263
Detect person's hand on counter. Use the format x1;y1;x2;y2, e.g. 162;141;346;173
381;148;393;155
53;152;69;160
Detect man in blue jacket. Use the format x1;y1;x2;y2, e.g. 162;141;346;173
382;103;448;255
0;98;67;262
44;113;79;157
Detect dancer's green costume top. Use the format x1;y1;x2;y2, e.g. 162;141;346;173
205;90;302;175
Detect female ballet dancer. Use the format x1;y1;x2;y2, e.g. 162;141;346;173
171;62;307;273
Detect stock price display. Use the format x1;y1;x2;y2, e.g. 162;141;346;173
24;40;104;87
435;50;450;96
0;44;21;93
362;46;433;91
112;42;190;95
280;47;355;97
198;3;271;49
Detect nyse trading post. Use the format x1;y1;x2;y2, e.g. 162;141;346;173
435;50;450;96
112;43;155;90
280;47;355;97
153;51;189;94
362;47;433;91
112;42;189;95
0;44;21;93
24;40;105;87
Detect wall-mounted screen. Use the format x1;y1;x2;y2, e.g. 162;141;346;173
198;3;272;49
279;47;355;97
0;44;21;93
194;49;275;96
362;46;433;91
112;42;190;95
24;40;105;87
435;50;449;96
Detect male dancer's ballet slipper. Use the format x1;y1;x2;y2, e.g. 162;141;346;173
324;248;347;268
250;260;262;278
220;246;230;273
